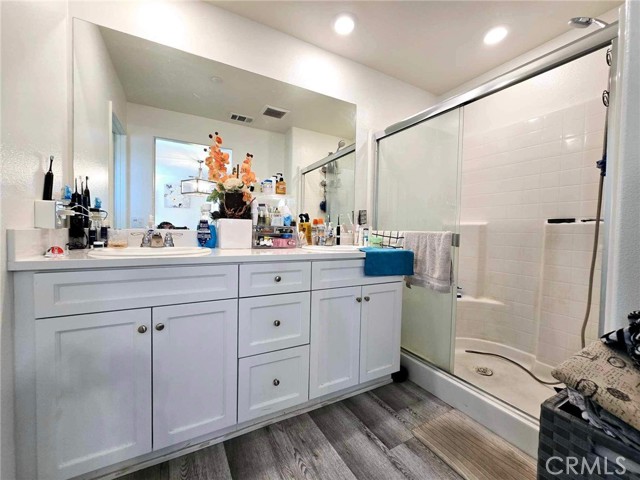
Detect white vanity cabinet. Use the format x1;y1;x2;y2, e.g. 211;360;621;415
35;309;153;480
13;256;403;480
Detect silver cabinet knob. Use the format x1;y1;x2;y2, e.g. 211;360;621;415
137;325;148;334
273;379;280;386
273;320;281;327
155;323;165;331
356;297;362;303
274;275;282;283
364;296;370;302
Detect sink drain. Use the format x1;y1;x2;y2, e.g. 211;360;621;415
475;366;494;376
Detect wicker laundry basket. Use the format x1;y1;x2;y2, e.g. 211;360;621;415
538;390;640;480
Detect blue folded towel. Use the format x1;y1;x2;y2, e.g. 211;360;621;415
360;247;414;276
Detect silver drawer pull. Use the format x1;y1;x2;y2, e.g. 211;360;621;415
273;320;281;327
137;325;148;334
274;275;282;283
356;297;362;303
155;323;165;331
273;379;280;386
364;296;370;302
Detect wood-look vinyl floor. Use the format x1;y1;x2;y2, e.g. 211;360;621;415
122;381;536;480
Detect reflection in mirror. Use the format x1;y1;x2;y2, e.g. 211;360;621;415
73;19;356;228
301;144;356;225
154;138;233;229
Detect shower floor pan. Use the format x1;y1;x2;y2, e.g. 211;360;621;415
454;338;557;418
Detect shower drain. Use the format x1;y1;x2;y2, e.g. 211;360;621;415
475;366;494;376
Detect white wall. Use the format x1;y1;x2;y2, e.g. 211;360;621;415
1;3;69;478
73;19;127;214
127;102;286;227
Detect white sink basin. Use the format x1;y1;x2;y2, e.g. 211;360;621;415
301;245;361;252
87;247;211;258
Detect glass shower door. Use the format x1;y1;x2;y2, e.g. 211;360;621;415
376;108;462;372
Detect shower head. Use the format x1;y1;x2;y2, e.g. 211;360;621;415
568;17;609;29
336;140;346;152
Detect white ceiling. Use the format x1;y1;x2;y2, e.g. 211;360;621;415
99;26;357;138
210;0;621;95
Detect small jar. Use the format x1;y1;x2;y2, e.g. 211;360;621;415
108;230;128;248
262;179;274;195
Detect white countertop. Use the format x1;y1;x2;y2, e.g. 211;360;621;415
8;247;365;272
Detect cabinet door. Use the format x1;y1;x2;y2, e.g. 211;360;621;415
360;282;403;382
35;310;152;480
309;286;361;399
152;300;237;450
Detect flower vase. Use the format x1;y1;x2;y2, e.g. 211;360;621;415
221;191;251;219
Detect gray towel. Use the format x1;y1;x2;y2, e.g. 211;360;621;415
403;231;453;293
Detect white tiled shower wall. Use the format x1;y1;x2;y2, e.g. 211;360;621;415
457;98;605;367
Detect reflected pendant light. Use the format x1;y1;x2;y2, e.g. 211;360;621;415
180;159;216;196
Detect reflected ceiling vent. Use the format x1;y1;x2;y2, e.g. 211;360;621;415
229;113;254;124
262;105;289;119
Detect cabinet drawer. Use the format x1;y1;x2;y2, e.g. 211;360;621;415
34;265;238;318
239;292;310;357
312;259;366;289
312;260;403;290
239;262;310;297
238;345;309;423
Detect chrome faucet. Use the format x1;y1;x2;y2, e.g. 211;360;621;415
140;229;153;247
163;232;175;247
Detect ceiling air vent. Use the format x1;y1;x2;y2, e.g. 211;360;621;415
262;105;289;119
230;113;254;124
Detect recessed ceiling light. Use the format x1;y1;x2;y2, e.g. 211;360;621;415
484;26;508;45
210;75;223;84
333;14;355;36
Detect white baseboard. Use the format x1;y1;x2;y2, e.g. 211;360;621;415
401;351;540;458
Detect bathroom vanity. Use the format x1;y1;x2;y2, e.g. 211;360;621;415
10;247;402;480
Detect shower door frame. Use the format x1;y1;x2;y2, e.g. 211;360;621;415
373;22;619;403
299;143;356;219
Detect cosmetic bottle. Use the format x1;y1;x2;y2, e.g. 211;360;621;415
317;219;326;246
251;202;259;226
276;175;286;195
311;219;319;245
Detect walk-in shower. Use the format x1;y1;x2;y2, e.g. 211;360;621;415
374;22;618;454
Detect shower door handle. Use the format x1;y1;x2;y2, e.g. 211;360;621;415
451;233;460;247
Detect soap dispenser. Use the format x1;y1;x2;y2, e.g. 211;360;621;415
276;174;286;195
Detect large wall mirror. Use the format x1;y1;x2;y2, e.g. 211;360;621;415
73;19;356;228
